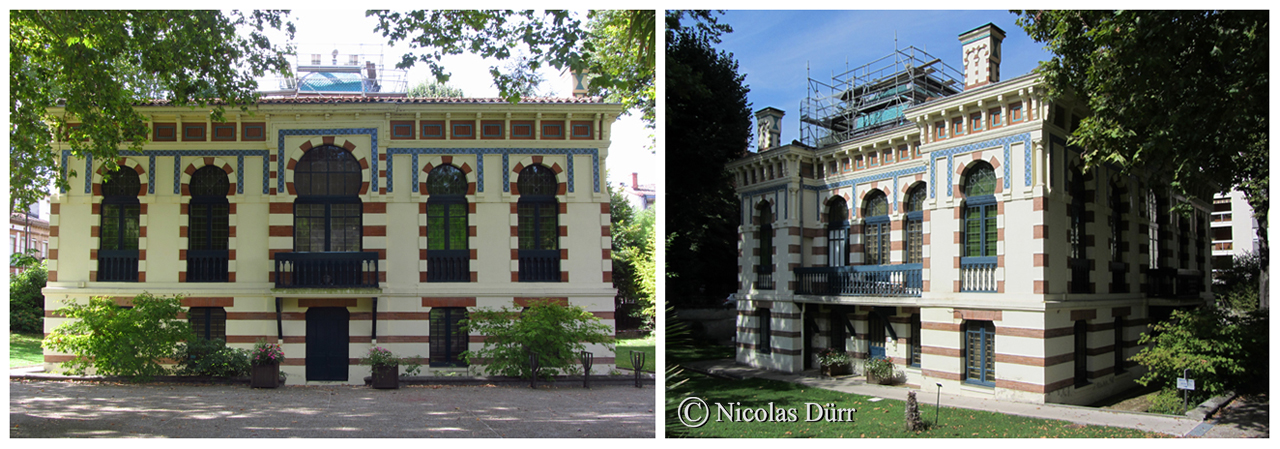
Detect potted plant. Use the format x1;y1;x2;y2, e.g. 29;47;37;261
250;340;284;388
864;357;896;385
817;348;853;377
360;346;402;389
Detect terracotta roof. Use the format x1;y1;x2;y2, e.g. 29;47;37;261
132;95;607;106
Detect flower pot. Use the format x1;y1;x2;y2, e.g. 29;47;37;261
866;372;895;385
821;363;852;377
371;364;399;389
251;362;280;389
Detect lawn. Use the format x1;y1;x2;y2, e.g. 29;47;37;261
10;332;44;368
615;334;655;372
666;373;1168;438
668;341;734;365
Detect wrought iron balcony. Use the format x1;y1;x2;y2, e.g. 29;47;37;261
1146;267;1203;299
518;249;561;282
187;249;229;283
97;250;139;282
274;251;379;288
794;264;922;297
1069;258;1092;294
426;250;470;282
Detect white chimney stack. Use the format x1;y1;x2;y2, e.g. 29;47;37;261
959;23;1005;90
754;107;785;151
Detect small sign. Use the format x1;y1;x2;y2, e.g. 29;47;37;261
1177;378;1196;390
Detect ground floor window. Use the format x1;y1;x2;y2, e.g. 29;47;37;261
757;308;771;353
188;307;226;341
1114;317;1125;374
964;320;995;386
1075;320;1089;387
430;307;468;367
910;314;922;367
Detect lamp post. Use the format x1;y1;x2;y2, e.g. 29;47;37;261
935;383;942;427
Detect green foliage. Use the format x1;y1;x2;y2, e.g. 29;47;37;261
665;10;750;306
864;357;895;380
1014;11;1268;243
817;348;852;367
1147;388;1190;415
1131;306;1269;397
358;346;414;368
407;78;466;98
463;298;613;380
42;293;193;381
611;185;657;325
174;338;251;378
9;262;48;334
1214;251;1262;312
250;340;284;366
9;10;295;212
369;10;656;129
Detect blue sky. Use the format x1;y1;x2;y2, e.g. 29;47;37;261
716;10;1053;150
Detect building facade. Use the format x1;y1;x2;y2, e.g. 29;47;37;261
10;200;51;275
1211;189;1260;271
42;60;623;383
728;24;1212;405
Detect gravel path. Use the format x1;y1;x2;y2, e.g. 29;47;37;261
10;379;655;438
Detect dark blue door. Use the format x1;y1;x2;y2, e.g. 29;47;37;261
306;307;349;381
868;313;886;359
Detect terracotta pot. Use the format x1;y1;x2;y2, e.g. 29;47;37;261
251;362;280;389
371;364;399;389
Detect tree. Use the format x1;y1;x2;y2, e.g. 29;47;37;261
9;10;295;212
665;10;751;307
1131;306;1269;401
611;186;656;325
43;293;194;381
462;298;613;380
1014;11;1268;247
407;78;466;98
368;10;656;127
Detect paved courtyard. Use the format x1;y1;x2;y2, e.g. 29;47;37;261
10;380;656;438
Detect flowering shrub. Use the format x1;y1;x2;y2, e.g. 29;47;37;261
250;340;284;366
359;346;400;368
817;348;851;367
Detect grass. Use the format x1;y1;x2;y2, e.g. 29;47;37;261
666;373;1169;438
615;335;655;372
667;340;735;365
10;332;44;368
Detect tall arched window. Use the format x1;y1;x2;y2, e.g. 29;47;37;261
188;166;229;282
99;167;141;282
863;191;889;265
1147;190;1161;269
904;184;926;264
827;197;848;267
294;146;362;252
1109;180;1128;293
1068;167;1090;293
426;165;469;282
960;162;997;291
517;165;559;282
757;202;774;289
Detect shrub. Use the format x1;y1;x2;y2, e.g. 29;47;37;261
1132;306;1269;397
42;293;193;381
864;357;895;381
9;262;47;334
250;340;285;366
174;338;250;378
464;298;613;380
1147;388;1190;415
817;348;852;366
1214;251;1263;312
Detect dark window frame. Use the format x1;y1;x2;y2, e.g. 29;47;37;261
963;320;996;386
429;307;469;367
426;165;470;282
517;165;560;282
758;308;772;354
188;307;227;341
99;167;141;282
292;146;363;253
827;198;849;267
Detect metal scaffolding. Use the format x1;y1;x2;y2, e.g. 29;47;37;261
800;46;962;148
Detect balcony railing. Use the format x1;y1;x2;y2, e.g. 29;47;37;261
1069;258;1091;294
1145;267;1203;299
274;252;379;288
187;249;229;283
98;250;139;282
960;258;998;292
518;249;561;282
1110;261;1129;294
756;270;775;290
426;250;470;282
794;264;922;297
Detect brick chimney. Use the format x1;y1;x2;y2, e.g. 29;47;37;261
754;107;785;151
959;23;1005;90
631;172;639;188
